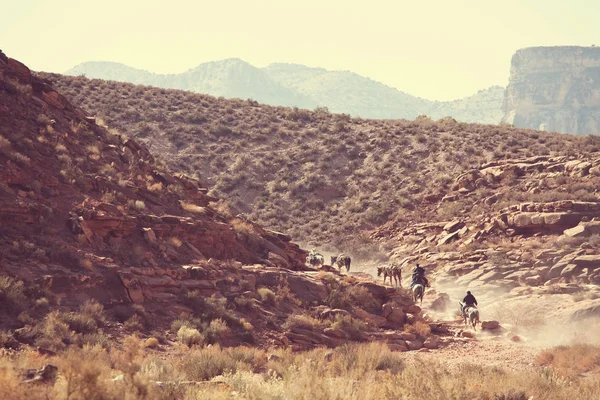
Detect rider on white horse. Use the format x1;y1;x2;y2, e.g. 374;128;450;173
462;291;478;317
410;264;429;289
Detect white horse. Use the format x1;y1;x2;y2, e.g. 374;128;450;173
306;252;324;267
411;284;425;304
459;302;480;331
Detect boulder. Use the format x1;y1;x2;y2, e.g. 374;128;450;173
356;282;388;299
381;303;393;318
386;308;406;325
572;255;600;270
268;252;290;269
430;293;451;312
438;231;459;246
323;328;348;339
7;58;31;81
142;228;158;247
443;220;465;233
406;339;424;351
399;332;417;341
403;305;421;314
423;337;439;349
352;308;387;328
564;225;587;238
481;320;500;330
320;308;351;321
387;343;408;352
560;264;582;279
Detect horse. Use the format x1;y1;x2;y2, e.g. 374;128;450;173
331;254;351;273
377;266;393;285
306;251;324;267
459;302;479;331
377;265;402;287
411;284;425;304
390;264;402;287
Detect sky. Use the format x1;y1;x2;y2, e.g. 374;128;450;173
2;0;599;101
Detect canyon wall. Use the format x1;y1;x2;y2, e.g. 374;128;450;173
502;46;600;135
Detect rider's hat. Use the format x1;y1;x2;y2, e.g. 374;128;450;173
467;291;471;295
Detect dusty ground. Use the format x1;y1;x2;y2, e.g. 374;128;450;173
405;336;539;372
352;260;600;372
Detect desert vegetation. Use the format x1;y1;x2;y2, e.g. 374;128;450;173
1;339;599;399
38;73;596;251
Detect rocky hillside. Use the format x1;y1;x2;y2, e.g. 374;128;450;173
66;60;504;122
2;51;458;359
39;72;594;252
502;46;600;135
372;152;600;328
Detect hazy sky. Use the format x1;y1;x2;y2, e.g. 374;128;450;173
2;0;599;100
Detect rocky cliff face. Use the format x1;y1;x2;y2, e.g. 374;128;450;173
502;46;600;134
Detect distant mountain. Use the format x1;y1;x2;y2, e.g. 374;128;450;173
66;59;504;123
67;59;316;108
427;85;505;124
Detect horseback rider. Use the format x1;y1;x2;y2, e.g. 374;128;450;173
462;290;478;316
410;264;429;288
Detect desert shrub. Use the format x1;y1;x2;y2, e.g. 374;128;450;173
177;325;205;347
257;287;276;305
205;318;230;345
330;315;367;341
179;346;241;381
144;337;160;348
0;275;27;315
286;107;312;122
112;304;148;332
124;314;145;332
63;312;97;333
274;276;300;305
76;332;111;349
171;316;203;333
284;314;325;331
345;285;380;313
407;320;432;338
35;311;72;352
234;294;255;310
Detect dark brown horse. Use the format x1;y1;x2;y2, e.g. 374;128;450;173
331;254;351;273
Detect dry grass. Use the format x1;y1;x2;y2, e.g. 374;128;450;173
536;344;600;378
0;339;598;399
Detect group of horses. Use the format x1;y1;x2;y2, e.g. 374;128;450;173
307;252;480;330
306;251;352;273
375;264;480;331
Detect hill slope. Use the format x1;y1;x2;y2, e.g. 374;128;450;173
40;72;593;252
66;60;504;122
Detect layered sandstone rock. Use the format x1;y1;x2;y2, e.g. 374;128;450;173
502;46;600;135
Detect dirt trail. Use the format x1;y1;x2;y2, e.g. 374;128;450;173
350;262;600;371
405;336;539;372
